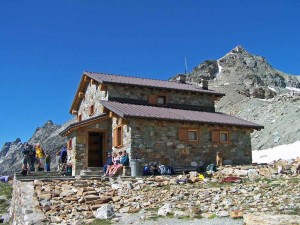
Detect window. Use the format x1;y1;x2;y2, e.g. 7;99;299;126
179;128;199;142
211;130;230;144
77;114;82;122
220;132;228;142
67;139;72;150
148;94;167;105
89;104;95;116
113;126;123;147
157;96;166;105
188;130;198;141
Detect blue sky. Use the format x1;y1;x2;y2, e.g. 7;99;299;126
0;1;299;147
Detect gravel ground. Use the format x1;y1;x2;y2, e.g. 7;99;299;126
114;213;244;225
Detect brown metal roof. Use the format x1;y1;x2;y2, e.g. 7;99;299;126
100;101;264;129
60;114;109;136
85;71;225;96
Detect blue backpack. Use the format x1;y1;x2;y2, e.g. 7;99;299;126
143;166;151;175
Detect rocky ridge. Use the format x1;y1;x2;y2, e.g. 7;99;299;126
0;120;74;176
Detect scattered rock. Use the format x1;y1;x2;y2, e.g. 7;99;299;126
158;203;173;216
93;204;115;219
244;213;300;225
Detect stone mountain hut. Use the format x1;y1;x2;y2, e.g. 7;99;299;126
60;72;263;175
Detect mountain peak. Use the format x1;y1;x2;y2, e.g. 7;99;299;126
231;45;248;54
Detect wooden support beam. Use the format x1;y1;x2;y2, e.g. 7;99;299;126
84;75;90;82
109;111;114;118
78;92;84;99
98;84;106;91
90;79;97;86
71;110;78;115
103;108;110;114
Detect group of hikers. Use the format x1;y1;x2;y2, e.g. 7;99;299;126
103;150;129;176
21;142;68;175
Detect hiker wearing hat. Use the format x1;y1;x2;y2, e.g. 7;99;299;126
103;151;113;174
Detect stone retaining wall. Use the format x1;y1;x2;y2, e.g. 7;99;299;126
10;179;46;225
9;161;300;224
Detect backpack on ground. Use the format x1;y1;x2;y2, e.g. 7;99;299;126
159;165;167;175
166;166;175;175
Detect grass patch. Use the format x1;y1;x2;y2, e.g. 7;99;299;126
255;178;272;184
287;207;300;215
85;219;112;225
289;178;300;183
147;215;165;221
206;181;234;188
208;214;217;219
0;182;13;215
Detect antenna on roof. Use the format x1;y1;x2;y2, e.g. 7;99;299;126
184;57;188;75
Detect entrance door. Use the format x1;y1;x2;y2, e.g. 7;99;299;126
88;132;104;167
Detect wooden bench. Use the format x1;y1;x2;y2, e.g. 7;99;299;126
173;166;198;175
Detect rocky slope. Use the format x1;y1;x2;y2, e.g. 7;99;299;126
0;120;74;176
172;46;300;150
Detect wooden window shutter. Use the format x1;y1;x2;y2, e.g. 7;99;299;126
67;139;72;150
227;131;232;145
89;104;95;116
211;131;220;143
178;128;188;142
117;126;123;147
113;126;123;147
148;95;157;105
113;128;118;147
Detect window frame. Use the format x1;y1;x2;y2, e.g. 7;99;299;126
220;131;229;143
188;129;198;142
157;95;167;105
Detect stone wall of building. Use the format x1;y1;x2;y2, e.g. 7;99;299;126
107;84;215;109
75;82;216;123
77;83;108;121
128;119;252;166
111;117;132;156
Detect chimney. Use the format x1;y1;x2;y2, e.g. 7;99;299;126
176;74;186;84
201;78;208;90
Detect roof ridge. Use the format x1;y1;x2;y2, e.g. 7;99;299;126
84;71;187;84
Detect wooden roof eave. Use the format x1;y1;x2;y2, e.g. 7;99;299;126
69;72;100;114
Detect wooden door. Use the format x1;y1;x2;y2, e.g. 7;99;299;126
88;132;104;167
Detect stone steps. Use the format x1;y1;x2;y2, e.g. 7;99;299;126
15;171;74;181
80;167;104;176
